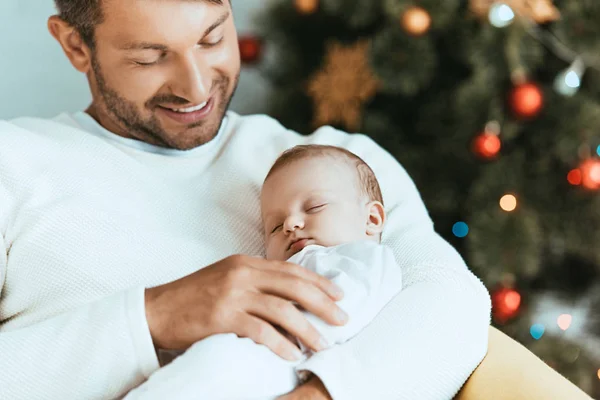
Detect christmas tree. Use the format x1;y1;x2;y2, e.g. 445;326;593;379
250;0;600;396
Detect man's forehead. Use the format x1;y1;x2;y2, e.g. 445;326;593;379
98;0;228;42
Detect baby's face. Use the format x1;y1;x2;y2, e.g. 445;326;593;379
261;157;372;261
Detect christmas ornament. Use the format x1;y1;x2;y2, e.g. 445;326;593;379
579;158;600;190
554;58;585;97
401;6;432;36
294;0;319;15
469;0;560;24
472;132;501;159
238;36;263;64
567;168;582;186
509;82;543;119
492;286;521;323
307;40;379;131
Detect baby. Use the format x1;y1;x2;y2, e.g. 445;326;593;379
126;144;404;400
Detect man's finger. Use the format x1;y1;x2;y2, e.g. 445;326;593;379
255;269;348;327
235;313;303;362
247;292;333;353
249;258;344;301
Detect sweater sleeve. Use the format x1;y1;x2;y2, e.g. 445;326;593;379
0;184;160;400
298;133;492;399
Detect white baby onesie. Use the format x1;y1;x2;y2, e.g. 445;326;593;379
124;240;403;400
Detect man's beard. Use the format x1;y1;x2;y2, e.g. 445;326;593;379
91;57;238;150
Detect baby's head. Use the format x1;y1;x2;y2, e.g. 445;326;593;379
261;145;385;261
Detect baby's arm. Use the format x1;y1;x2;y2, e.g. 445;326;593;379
295;241;403;352
125;333;299;400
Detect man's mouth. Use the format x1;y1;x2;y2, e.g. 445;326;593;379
157;97;215;124
163;100;209;113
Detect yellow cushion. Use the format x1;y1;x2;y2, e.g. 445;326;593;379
455;327;592;400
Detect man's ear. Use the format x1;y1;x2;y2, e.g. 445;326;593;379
365;201;385;237
48;15;93;73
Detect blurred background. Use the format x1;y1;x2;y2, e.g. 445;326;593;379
1;0;599;397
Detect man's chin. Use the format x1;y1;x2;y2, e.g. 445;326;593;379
151;110;226;150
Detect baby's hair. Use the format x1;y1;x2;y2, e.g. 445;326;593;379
265;144;384;206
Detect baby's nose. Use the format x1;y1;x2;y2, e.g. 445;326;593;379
284;216;304;232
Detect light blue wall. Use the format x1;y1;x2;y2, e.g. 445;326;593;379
0;0;271;120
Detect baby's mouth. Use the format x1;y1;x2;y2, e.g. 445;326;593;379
289;238;311;253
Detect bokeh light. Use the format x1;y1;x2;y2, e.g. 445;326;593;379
530;324;545;340
557;314;572;331
452;222;469;238
500;194;517;212
489;3;515;28
567;169;582;185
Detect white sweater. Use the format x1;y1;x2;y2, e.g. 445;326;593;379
0;111;491;400
125;241;404;400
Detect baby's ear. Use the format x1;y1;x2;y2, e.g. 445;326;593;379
365;201;385;236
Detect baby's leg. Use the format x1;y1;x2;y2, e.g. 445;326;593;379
125;333;300;400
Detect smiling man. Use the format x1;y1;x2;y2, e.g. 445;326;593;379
0;1;493;399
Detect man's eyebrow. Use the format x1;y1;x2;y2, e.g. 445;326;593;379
203;11;230;37
118;11;230;51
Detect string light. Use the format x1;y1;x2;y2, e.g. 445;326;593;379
554;58;585;97
488;3;515;28
530;323;545;340
452;222;469;238
500;194;517;212
557;314;572;331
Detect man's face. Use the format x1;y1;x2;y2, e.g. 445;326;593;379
261;157;371;261
88;0;240;150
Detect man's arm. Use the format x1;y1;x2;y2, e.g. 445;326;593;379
294;130;492;399
0;177;160;399
0;287;160;399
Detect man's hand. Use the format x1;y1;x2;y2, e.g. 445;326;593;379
277;375;333;400
145;255;347;361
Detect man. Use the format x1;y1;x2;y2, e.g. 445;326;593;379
0;0;493;398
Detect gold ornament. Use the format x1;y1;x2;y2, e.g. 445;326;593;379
401;6;432;36
469;0;560;24
307;40;379;131
294;0;319;15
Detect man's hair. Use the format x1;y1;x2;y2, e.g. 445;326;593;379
54;0;103;47
265;144;384;206
53;0;226;48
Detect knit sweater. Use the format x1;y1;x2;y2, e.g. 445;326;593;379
0;111;491;400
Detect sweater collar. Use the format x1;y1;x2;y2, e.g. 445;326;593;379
71;111;230;158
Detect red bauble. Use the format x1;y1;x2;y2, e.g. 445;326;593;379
238;36;263;64
509;82;544;119
472;133;501;160
579;159;600;190
492;286;521;323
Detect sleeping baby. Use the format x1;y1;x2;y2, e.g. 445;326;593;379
125;144;404;400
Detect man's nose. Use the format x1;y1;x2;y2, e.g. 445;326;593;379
284;215;304;233
170;53;211;105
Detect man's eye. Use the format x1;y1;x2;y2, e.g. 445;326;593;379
202;36;224;48
271;224;283;234
134;60;158;67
